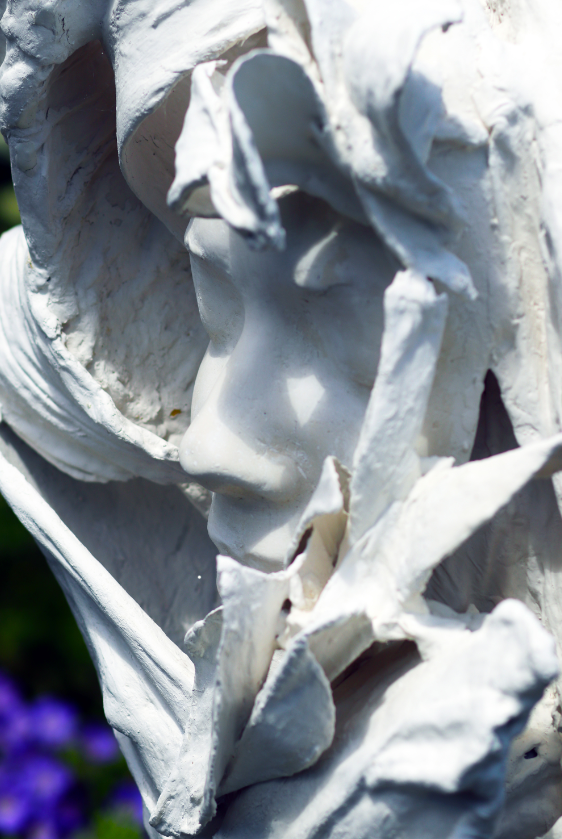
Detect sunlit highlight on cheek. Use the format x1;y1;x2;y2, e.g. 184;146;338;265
286;374;326;426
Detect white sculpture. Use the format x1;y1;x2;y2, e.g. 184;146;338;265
1;0;562;836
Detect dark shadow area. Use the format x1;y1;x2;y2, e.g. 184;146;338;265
426;370;562;615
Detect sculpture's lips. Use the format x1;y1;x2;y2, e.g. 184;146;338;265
206;492;305;572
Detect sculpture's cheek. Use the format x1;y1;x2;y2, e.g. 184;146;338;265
182;208;390;566
180;317;371;567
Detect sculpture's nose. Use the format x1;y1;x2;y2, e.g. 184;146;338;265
179;364;301;503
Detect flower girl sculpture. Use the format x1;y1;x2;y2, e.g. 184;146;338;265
1;0;562;836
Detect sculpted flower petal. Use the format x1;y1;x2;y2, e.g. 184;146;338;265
355;188;476;297
151;608;224;835
307;431;562;674
262;0;317;71
342;0;464;228
208;604;557;839
153;558;290;833
219;636;334;795
0;40;208;483
349;270;448;544
383;432;562;624
168;62;232;220
168;0;476;296
284;455;349;568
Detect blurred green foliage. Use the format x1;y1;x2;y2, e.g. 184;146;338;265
80;811;141;839
0;136;19;231
0;497;102;716
0;184;20;230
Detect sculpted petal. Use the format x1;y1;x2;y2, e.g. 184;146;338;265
171;50;365;248
342;0;464;228
311;431;562;660
380;432;562;625
284;455;349;568
0;38;209;482
151;609;224;836
168;63;231;219
214;602;557;839
153;557;290;833
230;53;366;227
349;270;448;545
298;0;356;96
355;187;476;297
219;636;335;795
262;0;316;70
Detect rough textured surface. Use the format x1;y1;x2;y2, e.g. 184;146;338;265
1;0;562;837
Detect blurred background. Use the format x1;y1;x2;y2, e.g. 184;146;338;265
0;138;146;839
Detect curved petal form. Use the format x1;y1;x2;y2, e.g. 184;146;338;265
214;602;558;839
341;0;464;228
229;52;366;227
114;0;265;237
0;33;209;482
152;456;349;833
152;558;290;835
349;270;448;544
0;225;191;483
307;430;562;682
169;51;365;249
169;0;476;297
219;636;335;795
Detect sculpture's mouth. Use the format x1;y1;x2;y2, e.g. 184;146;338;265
206;491;306;572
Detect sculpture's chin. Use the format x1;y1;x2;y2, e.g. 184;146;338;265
207;492;304;572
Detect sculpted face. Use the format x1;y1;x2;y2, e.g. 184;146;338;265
180;193;399;570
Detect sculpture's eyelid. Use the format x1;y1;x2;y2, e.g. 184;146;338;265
190;250;232;282
189;249;212;267
185;228;227;271
299;276;351;295
321;277;352;292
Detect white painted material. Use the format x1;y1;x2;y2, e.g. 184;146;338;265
1;0;562;837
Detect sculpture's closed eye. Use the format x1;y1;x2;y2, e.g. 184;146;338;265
190;254;244;353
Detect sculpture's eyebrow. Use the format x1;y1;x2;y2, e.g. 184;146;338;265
185;219;209;259
185;220;231;275
293;227;352;291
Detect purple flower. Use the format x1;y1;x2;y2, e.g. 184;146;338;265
28;698;77;750
0;704;32;755
0;777;32;833
80;722;119;764
0;671;22;718
19;753;74;805
25;817;59;839
0;755;84;838
109;779;144;825
53;791;87;836
0;671;30;755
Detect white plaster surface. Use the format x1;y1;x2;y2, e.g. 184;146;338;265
0;0;562;837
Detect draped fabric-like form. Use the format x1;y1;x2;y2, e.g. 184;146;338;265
1;1;562;838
